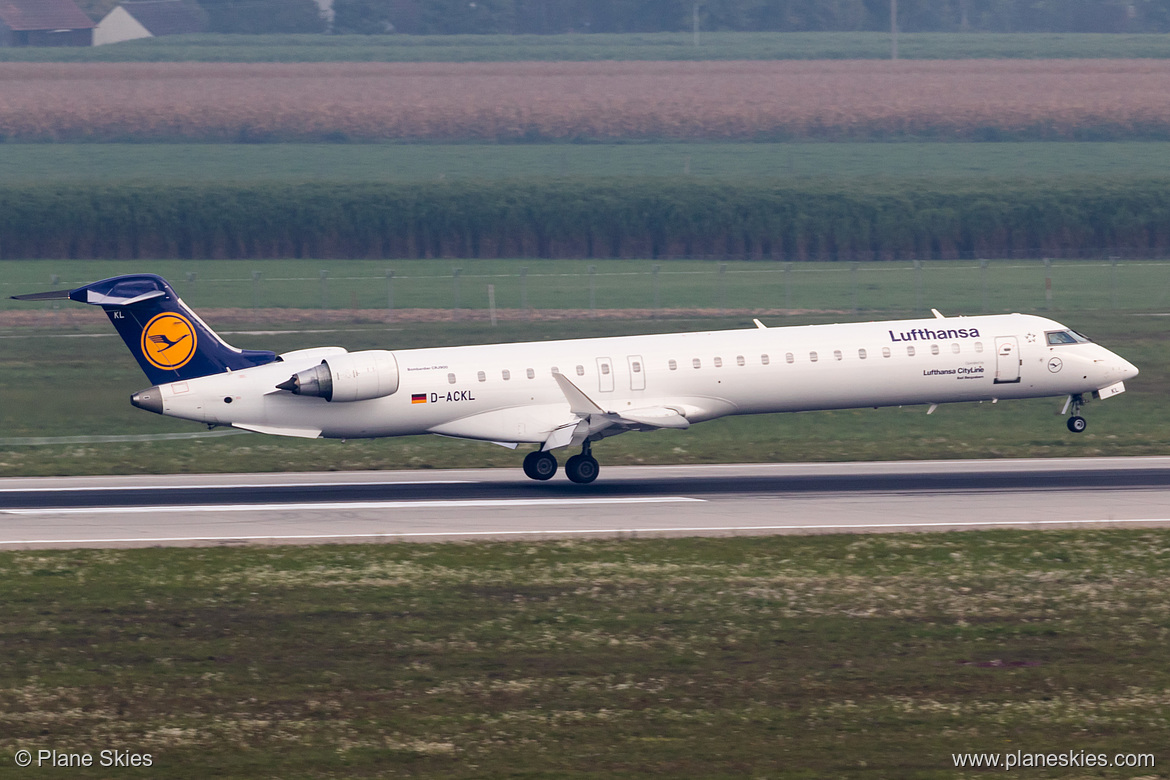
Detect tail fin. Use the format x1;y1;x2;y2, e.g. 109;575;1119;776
12;274;276;384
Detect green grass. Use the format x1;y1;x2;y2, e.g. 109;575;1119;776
1;531;1168;778
7;142;1170;185
4;258;1170;314
0;302;1164;476
4;31;1170;62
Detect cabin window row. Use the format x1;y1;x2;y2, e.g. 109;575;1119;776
459;341;987;385
664;342;984;370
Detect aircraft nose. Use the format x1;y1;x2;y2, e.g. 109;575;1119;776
1109;351;1139;381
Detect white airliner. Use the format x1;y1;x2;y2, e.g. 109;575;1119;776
15;274;1138;483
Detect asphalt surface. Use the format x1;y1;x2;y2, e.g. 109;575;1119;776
2;457;1169;548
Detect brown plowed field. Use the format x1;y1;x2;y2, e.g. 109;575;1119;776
2;60;1169;141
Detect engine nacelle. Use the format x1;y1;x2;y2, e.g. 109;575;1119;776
277;350;399;402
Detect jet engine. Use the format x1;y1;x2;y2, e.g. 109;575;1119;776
277;350;399;402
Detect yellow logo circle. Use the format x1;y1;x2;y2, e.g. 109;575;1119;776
141;313;197;371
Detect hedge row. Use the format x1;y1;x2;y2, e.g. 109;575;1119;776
2;180;1169;261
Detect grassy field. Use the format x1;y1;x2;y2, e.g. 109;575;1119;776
6;142;1170;185
3;31;1170;62
4;258;1169;314
5;60;1168;143
1;531;1167;778
0;299;1163;476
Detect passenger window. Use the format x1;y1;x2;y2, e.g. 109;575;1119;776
632;361;642;373
882;347;891;358
975;343;984;353
448;373;456;384
736;355;745;366
526;368;535;379
951;343;960;354
761;354;770;365
551;366;559;374
785;353;794;364
809;351;818;363
669;359;677;371
576;365;585;376
477;371;486;382
834;350;843;361
930;344;940;356
502;369;510;380
858;348;867;359
714;357;722;368
907;346;916;357
600;364;610;375
693;358;701;369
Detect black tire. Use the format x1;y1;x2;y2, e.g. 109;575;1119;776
565;454;600;484
1067;415;1087;433
523;450;558;481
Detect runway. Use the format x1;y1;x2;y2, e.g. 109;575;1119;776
2;457;1169;548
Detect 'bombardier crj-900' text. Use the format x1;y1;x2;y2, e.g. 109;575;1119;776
14;274;1139;484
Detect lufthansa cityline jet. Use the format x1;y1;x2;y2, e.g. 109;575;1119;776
15;274;1138;484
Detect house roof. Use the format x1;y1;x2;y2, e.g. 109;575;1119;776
0;0;96;31
120;1;203;36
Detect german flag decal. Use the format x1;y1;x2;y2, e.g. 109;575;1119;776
411;393;427;404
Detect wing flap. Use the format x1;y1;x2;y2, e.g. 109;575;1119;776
232;422;322;439
619;407;690;430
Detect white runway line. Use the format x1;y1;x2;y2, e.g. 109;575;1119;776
1;516;1168;548
0;480;470;493
0;496;704;515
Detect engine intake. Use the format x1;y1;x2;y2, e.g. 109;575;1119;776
277;350;399;402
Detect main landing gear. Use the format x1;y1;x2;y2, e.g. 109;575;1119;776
1066;393;1087;433
522;442;600;484
565;441;600;485
522;449;558;481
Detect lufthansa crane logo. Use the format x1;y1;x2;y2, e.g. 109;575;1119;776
141;313;197;370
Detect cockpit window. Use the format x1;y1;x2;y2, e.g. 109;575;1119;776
1046;330;1091;345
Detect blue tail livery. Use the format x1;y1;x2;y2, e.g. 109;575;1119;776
11;274;276;384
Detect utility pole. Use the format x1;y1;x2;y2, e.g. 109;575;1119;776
693;2;700;47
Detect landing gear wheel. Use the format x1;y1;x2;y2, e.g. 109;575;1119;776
523;450;558;481
565;454;600;484
1067;415;1087;433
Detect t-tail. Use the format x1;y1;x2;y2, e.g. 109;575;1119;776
12;274;276;385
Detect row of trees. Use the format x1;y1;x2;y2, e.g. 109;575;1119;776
73;0;1170;36
3;180;1168;261
334;0;1170;35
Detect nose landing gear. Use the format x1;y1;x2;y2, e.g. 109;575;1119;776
1064;393;1087;433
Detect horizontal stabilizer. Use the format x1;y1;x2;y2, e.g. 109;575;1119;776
10;288;73;301
85;289;165;307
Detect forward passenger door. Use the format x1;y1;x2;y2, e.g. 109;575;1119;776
994;336;1021;384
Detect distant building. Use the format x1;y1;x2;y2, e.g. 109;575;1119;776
94;0;204;46
0;0;96;47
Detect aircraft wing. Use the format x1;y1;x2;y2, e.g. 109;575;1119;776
544;370;691;450
425;373;691;451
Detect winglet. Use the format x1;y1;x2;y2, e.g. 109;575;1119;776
551;370;604;416
753;318;767;329
931;308;945;319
